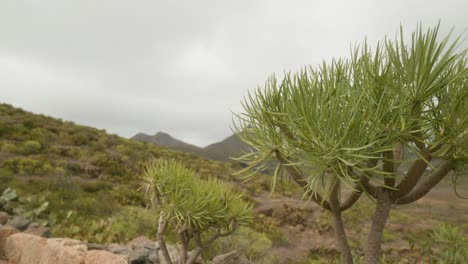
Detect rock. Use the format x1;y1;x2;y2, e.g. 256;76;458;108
24;222;51;238
107;243;132;255
40;237;87;264
3;233;48;264
6;215;31;231
88;243;107;250
4;234;87;264
0;212;11;225
129;247;159;264
0;225;20;254
127;236;158;250
85;250;128;264
212;250;251;264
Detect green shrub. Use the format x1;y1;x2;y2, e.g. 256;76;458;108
432;224;468;263
1;142;18;153
80;181;113;193
52;206;158;244
3;157;55;176
211;227;273;260
21;140;42;154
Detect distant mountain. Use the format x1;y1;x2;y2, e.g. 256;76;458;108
204;133;252;161
132;132;252;163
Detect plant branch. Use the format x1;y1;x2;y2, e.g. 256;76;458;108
340;176;369;211
157;215;173;264
330;179;354;264
395;160;453;205
391;155;432;200
383;150;395;188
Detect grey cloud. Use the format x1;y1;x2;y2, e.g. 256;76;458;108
1;0;467;146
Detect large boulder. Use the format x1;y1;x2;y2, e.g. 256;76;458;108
0;225;19;254
4;234;86;264
43;238;87;263
212;250;251;264
3;233;49;264
127;236;158;250
127;236;159;264
128;247;159;264
85;250;128;264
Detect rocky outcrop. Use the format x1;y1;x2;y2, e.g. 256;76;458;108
85;250;128;264
0;225;19;254
0;211;212;264
3;233;127;264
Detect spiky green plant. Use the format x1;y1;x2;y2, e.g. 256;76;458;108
141;159;253;264
234;24;467;264
432;224;468;263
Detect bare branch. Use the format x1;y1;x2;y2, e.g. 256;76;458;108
361;179;379;199
391;155;432;200
394;160;453;205
340;176;369;211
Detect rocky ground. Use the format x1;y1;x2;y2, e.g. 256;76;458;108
0;211;250;264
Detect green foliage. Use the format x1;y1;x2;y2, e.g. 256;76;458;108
141;159;253;232
0;188;49;223
20;140;42;154
53;206;158;244
234;24;468;192
432;224;468;263
3;157;56;176
211;227;273;260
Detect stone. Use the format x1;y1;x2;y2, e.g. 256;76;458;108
85;250;128;264
24;222;51;238
40;237;87;264
127;236;158;250
0;225;19;255
6;215;31;231
107;243;132;255
0;212;11;225
3;233;48;264
128;247;159;264
87;243;107;250
4;234;87;264
212;250;251;264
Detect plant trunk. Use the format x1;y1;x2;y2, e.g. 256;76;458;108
186;248;202;264
365;189;392;264
331;209;354;264
330;180;354;264
177;231;189;264
157;216;173;264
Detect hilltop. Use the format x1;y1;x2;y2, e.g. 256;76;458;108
132;132;252;163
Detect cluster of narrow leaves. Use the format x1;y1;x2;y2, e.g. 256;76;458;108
141;159;252;233
234;24;468;195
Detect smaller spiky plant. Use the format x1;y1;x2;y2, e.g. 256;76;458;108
141;159;253;264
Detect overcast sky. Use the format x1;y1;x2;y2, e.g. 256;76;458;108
1;0;467;147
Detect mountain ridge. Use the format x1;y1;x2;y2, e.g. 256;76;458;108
131;131;251;163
